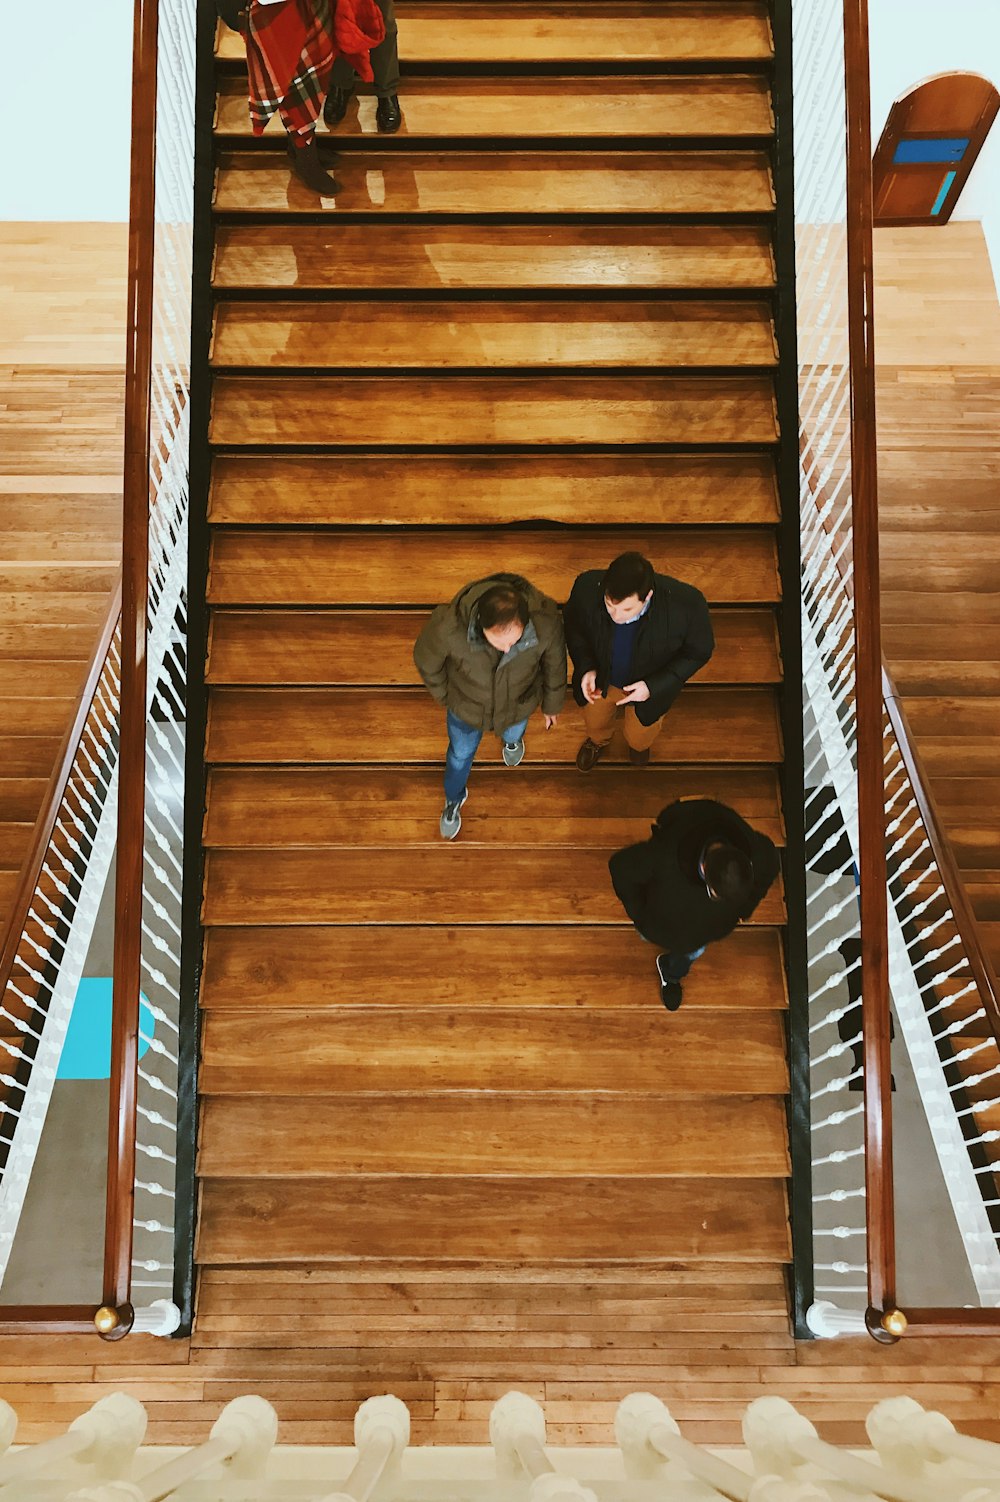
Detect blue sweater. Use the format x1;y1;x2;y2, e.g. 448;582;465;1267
609;617;641;688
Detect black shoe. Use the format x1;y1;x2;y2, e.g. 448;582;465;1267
287;137;341;195
628;746;650;767
656;956;683;1012
323;87;353;128
376;94;402;133
575;738;605;772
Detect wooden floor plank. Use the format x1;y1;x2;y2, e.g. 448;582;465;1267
201;846;786;925
210;373;779;447
211;299;778;372
212;225;777;294
207;528;779;606
206;608;779;686
206;685;783;765
208;452;779;526
200;1008;790;1094
214;151;775;217
199;923;788;1011
196;1176;791;1263
216;75;774;141
203;765;785;848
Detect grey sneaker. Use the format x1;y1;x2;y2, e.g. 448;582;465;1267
502;738;525;767
439;789;469;840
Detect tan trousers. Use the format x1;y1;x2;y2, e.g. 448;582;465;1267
583;685;665;751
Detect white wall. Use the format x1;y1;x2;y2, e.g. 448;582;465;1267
1;0;133;220
869;0;1000;286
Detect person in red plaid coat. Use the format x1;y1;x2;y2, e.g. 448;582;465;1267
221;0;386;194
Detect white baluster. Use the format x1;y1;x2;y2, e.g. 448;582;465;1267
869;1395;1000;1477
0;1394;145;1487
317;1394;409;1502
490;1392;592;1498
615;1392;753;1499
122;1395;277;1500
804;1301;868;1337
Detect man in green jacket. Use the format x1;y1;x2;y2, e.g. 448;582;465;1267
414;574;567;839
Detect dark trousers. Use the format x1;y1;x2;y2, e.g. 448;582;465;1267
330;0;400;96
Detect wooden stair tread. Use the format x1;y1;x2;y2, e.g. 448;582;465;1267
211;373;779;447
0;661;88;698
215;75;773;140
0;779;49;821
198;1094;790;1177
203;765;785;847
211;300;778;371
212;225;777;293
206;685;782;765
208;452;779;525
197;1175;791;1263
200;923;788;1010
0;739;63;778
207;527;779;605
206;608;780;685
0;591;112;627
200;1007;790;1093
0;626;95;661
202;846;785;924
216;5;775;65
214;151;775;216
0;695;80;737
0;823;33;869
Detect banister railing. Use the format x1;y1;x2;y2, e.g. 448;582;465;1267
796;0;1000;1336
0;0;193;1336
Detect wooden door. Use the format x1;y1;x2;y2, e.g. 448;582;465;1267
873;73;999;225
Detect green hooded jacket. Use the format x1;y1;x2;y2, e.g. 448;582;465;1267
413;573;567;733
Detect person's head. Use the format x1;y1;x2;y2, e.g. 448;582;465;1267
699;840;755;906
603;552;655;625
478;582;529;652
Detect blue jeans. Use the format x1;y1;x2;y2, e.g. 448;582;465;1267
637;929;706;979
444;710;529;805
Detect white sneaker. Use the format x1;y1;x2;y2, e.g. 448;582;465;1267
439;789;469;840
502;738;525;767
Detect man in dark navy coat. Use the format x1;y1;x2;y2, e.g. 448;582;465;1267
563;551;715;769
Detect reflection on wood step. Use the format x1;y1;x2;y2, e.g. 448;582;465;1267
211;300;778;371
206;685;782;765
0;661;87;698
0;779;49;822
882;591;1000;626
0;626;95;661
0;696;80;738
900;697;1000;742
202;846;786;924
891;663;1000;696
198;1094;790;1177
214;151;775;216
0;739;62;779
208;527;779;605
0;565;118;596
203;765;785;848
200;922;788;1010
0;591;112;627
215;75;773;140
211;373;779;447
0;824;32;869
197;1175;792;1264
212;224;777;293
207;608;780;685
216;5;775;66
209;452;779;525
883;624;1000;663
200;1007;790;1094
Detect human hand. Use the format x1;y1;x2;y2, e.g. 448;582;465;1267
618;679;650;705
544;714;559;730
581;670;601;704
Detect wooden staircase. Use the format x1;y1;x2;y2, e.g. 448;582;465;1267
197;0;792;1320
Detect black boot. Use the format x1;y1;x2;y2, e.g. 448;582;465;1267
324;87;354;129
376;95;402;134
286;137;341;195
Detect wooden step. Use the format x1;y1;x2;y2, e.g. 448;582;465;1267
200;923;788;1011
206;608;780;685
198;1094;790;1177
197;1176;791;1263
212;225;776;293
882;591;1000;627
0;625;95;661
891;662;1000;696
211;373;779;447
211;300;778;372
0;738;62;778
207;528;779;606
208;452;779;525
203;766;785;848
0;779;48;822
200;1007;790;1094
0;824;32;870
216;4;775;67
0;564;118;596
215;75;773;141
0;695;79;737
206;685;782;765
0;591;111;627
0;661;88;698
214;150;775;216
201;846;786;924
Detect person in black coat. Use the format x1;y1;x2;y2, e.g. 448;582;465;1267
609;798;780;1010
563;552;714;770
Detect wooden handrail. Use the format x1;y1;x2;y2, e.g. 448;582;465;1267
842;0;895;1321
883;668;1000;1046
103;0;160;1323
0;581;122;1001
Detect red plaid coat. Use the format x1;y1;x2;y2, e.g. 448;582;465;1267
246;0;386;139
